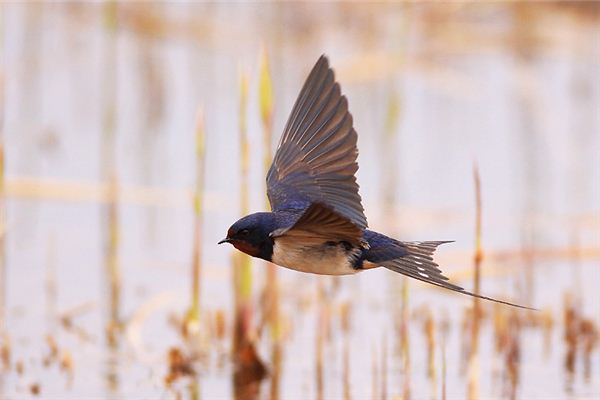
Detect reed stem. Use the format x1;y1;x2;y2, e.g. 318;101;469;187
0;143;5;336
259;49;281;341
424;310;437;396
232;69;253;355
343;336;351;400
186;108;206;329
99;6;122;394
0;0;5;339
101;1;120;351
400;277;411;400
316;282;325;400
468;164;482;400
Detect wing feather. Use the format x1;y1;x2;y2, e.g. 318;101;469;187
271;203;362;245
266;55;367;230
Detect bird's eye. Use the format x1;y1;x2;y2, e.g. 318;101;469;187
239;229;250;236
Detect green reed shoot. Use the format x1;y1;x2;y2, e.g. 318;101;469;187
185;108;206;329
232;69;253;355
238;70;252;303
259;48;274;172
259;49;281;343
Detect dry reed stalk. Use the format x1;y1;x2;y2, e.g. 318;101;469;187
381;335;387;400
493;305;523;398
580;318;598;381
423;309;437;396
316;281;325;400
382;90;400;216
382;89;408;399
100;5;121;395
214;309;226;342
440;314;449;400
569;229;583;303
0;143;5;336
371;342;379;400
339;301;351;399
493;307;504;388
542;309;554;357
0;14;6;338
105;172;120;343
137;21;164;246
512;4;539;307
563;292;577;391
184;108;206;336
45;233;57;331
0;0;5;341
562;292;599;386
505;311;521;400
340;302;351;333
343;336;351;400
104;113;120;341
493;305;508;354
400;277;411;400
1;333;9;370
270;342;282;400
467;164;482;400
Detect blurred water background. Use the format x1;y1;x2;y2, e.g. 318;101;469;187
1;2;599;399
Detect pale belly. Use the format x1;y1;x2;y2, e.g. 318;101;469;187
271;237;361;276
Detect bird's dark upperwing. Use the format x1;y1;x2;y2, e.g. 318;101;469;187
270;203;363;246
266;55;367;231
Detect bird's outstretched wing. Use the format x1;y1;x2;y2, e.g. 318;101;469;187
266;55;367;231
270;203;363;246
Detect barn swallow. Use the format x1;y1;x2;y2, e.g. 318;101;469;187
220;55;533;310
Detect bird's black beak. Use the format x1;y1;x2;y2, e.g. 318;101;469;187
218;238;231;245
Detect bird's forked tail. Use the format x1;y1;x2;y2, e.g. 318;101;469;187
362;230;535;310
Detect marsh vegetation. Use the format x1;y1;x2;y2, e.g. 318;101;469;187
0;2;599;399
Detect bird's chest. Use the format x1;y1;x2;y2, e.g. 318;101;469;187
271;237;361;275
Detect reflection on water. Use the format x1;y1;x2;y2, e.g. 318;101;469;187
1;2;600;399
233;342;267;400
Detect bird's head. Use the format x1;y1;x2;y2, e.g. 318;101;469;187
218;212;274;261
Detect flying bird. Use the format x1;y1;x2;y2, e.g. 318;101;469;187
220;55;532;310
